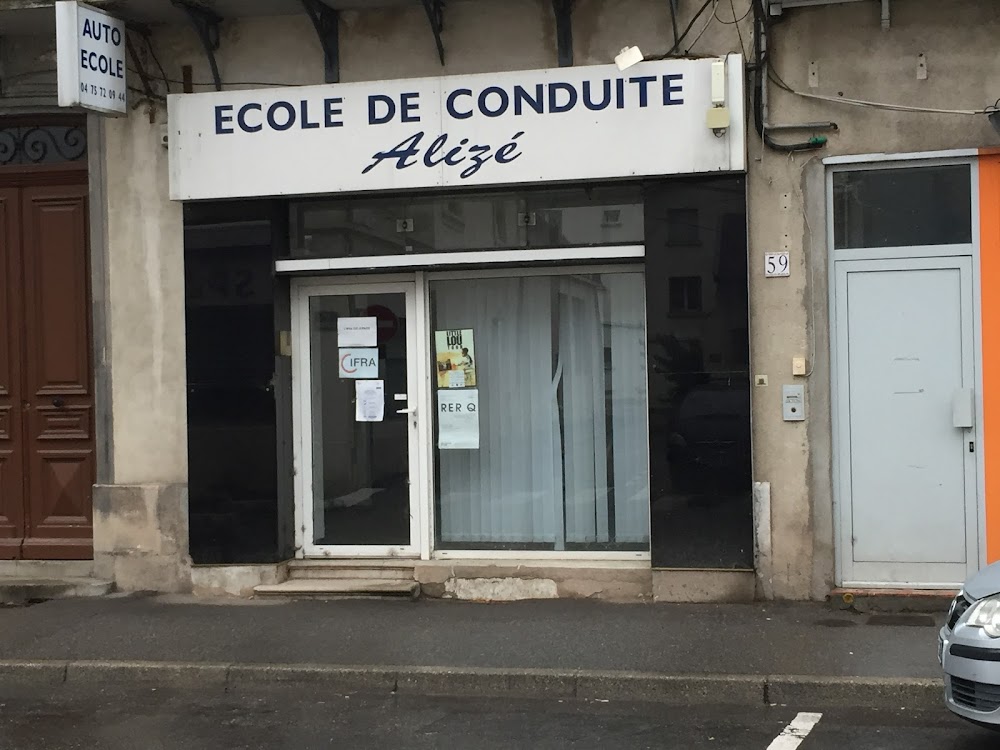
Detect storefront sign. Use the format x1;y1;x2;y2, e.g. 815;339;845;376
169;56;744;200
55;1;127;116
339;348;378;379
355;380;384;422
435;329;476;388
438;389;480;450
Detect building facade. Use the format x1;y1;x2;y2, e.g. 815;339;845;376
1;0;998;601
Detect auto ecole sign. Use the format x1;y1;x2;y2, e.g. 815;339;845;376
56;0;127;116
168;55;745;200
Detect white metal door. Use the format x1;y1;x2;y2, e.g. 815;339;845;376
834;256;978;586
292;280;422;558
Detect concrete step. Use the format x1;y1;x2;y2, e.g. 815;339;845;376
254;578;420;599
827;587;956;614
287;560;416;581
0;577;113;606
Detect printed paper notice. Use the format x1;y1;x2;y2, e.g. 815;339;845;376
356;380;384;422
338;317;377;347
435;329;476;388
438;389;479;450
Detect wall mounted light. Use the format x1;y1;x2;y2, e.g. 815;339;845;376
615;46;644;71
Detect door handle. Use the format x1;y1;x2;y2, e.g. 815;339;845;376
396;407;415;415
952;388;974;429
52;397;65;409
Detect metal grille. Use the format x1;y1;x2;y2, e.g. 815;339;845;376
0;125;87;166
951;676;1000;713
948;593;972;630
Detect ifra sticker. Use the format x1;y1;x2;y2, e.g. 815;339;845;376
338;348;378;379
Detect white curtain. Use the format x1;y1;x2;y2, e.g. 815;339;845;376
604;274;650;543
434;273;649;549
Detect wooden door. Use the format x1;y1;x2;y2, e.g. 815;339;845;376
0;180;93;559
0;188;24;559
20;184;93;559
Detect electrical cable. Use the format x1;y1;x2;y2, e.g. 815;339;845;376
141;32;172;95
716;0;753;24
668;0;680;47
769;70;987;115
684;1;720;52
128;85;166;102
125;67;300;88
750;0;825;153
762;25;988;116
0;69;58;81
727;0;748;58
646;0;715;59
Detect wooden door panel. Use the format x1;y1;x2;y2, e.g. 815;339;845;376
20;184;93;558
20;449;94;559
22;187;91;396
0;187;24;557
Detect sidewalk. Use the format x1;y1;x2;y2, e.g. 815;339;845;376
0;595;947;708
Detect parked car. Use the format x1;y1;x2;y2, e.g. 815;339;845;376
940;562;1000;728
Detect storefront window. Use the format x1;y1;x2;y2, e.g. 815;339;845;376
429;271;649;551
288;186;643;258
644;178;752;569
183;206;283;564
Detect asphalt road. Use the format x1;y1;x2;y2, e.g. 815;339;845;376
0;683;994;750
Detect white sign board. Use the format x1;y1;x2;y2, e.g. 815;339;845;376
765;252;790;277
56;1;127;116
337;317;377;347
168;56;745;200
438;389;480;450
339;348;379;379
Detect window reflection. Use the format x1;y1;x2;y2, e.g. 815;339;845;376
833;165;971;249
288;186;643;257
184;211;280;564
430;272;649;551
645;178;752;569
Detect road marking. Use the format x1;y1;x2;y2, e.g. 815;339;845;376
766;712;823;750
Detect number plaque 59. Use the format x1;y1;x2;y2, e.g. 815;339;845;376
765;252;790;277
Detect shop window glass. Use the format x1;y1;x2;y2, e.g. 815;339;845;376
429;272;649;551
666;208;701;246
669;276;703;313
288;186;642;258
833;164;971;249
645;178;752;569
184;209;282;564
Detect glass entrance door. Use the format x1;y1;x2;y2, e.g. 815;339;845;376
293;281;420;556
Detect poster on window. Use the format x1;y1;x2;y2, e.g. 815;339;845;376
355;380;385;422
435;329;476;388
438;389;480;450
338;316;377;347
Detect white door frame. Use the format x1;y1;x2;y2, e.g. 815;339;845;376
827;156;983;587
291;277;426;558
287;262;651;563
